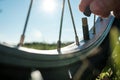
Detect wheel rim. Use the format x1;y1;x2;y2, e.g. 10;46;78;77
0;15;114;67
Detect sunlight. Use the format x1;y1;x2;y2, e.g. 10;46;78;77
41;0;57;13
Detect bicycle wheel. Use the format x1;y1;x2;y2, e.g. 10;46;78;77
0;0;116;80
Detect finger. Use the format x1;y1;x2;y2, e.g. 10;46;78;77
90;0;111;17
113;8;120;18
79;0;93;12
113;0;120;18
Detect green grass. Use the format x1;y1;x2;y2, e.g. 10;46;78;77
110;42;120;80
95;42;120;80
22;42;73;50
96;27;120;80
107;27;120;80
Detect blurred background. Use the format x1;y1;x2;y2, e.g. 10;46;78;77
0;0;95;44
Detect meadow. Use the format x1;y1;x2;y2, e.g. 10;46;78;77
23;42;73;50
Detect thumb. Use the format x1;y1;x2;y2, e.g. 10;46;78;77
79;0;93;12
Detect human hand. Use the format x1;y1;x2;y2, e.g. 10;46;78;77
79;0;120;18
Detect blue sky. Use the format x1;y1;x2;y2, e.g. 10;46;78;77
0;0;94;44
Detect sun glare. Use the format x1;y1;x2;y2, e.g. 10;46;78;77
41;0;57;13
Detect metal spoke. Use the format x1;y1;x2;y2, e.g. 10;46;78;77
68;69;73;80
57;0;80;53
17;0;33;47
57;0;65;53
67;0;79;45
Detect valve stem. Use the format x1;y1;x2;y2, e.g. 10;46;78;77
82;17;90;40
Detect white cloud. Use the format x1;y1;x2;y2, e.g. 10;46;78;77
33;30;42;39
25;29;44;42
